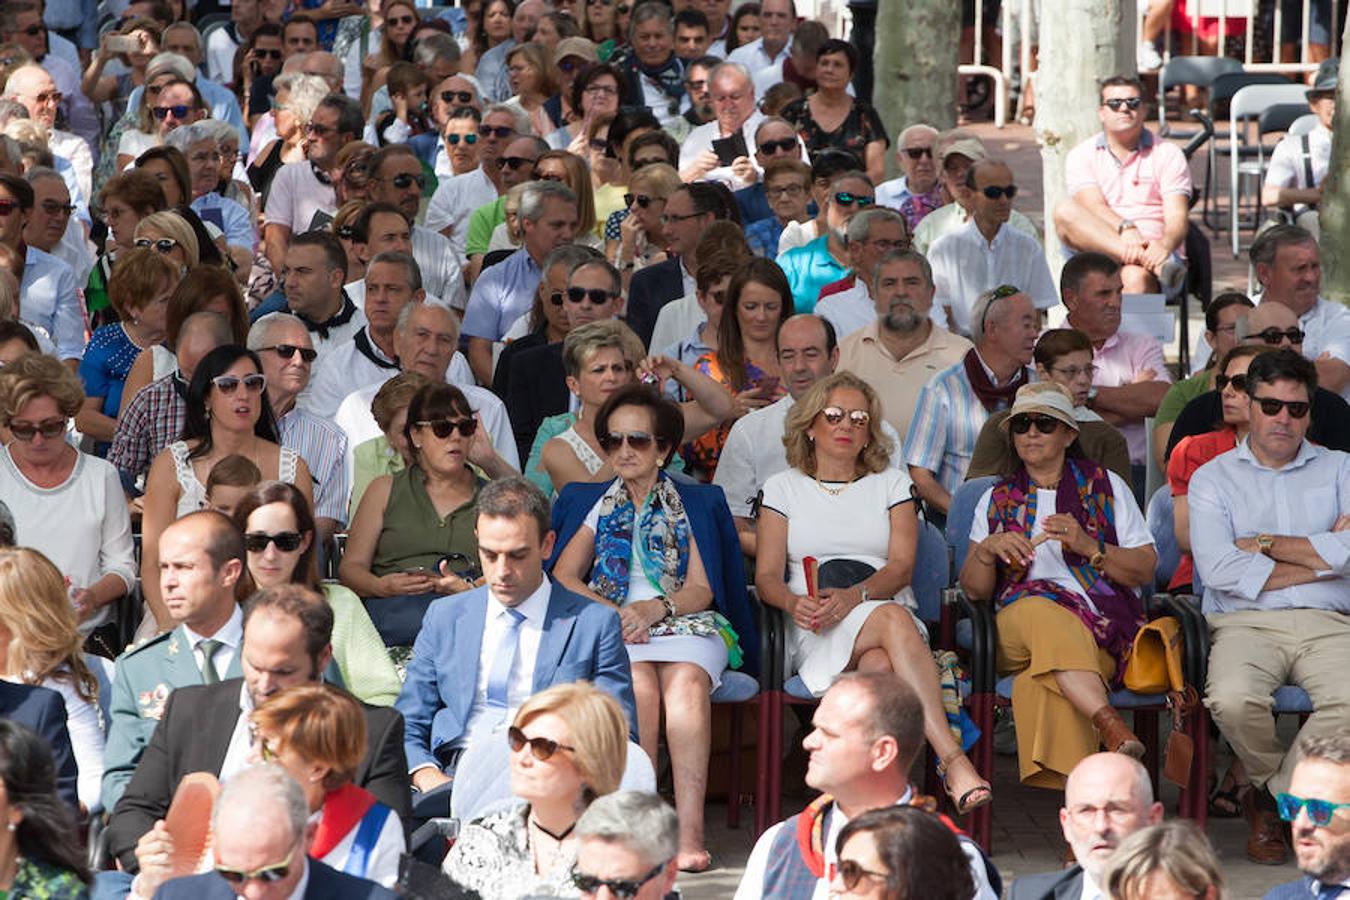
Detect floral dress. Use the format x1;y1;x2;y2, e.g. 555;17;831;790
8;857;89;899
780;96;889;163
684;353;773;481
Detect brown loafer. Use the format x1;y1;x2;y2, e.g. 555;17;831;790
1090;706;1145;758
1243;790;1289;865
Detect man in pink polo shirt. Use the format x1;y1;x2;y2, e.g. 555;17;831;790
1053;75;1191;295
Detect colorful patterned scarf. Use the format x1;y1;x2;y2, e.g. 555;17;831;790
588;474;690;605
986;456;1144;682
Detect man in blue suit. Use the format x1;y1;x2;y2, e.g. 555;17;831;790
0;681;77;812
396;476;636;799
1264;735;1350;900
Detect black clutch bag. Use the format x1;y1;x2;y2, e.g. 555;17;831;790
815;559;877;591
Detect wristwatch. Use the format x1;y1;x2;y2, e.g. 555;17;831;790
660;597;677;620
1117;219;1137;234
1257;534;1275;557
1088;548;1107;570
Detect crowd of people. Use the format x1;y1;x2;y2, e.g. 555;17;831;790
0;0;1346;896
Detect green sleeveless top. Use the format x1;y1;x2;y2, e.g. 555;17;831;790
370;465;483;576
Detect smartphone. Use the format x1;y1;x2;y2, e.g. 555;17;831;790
712;131;748;167
439;552;482;582
401;566;433;576
757;375;780;396
106;34;140;54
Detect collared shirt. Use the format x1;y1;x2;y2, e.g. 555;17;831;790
1264;122;1332;213
42;53;98;151
816;281;875;340
49;129;93;203
183;604;244;684
425;165;499;263
728;37;792;97
904;352;1018;494
912;201;1040;256
287;293;367;367
1086;328;1171;464
1079;872;1105;900
412;224;468;310
109;373;187;486
277;405;350;525
192;191;256;250
462;248;543;342
19;245;83;360
1064;128;1192;244
840;319;973;441
777;234;849;314
301;325;400;420
678;110;803;193
1293;296;1350;402
929;219;1058;334
1189;437;1350;614
476;39;517;103
263;160;336;234
650;293;704;363
44;0;97;47
457;576;551;749
876;174;914;211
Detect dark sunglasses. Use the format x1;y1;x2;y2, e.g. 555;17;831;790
1251;327;1305;345
836;859;889;892
589;137;609;152
982;184;1018;200
1214;373;1247;393
567;287;616;304
215;855;293;886
624;193;659;209
0;199;17;216
632;155;667;169
977;284;1021;336
1009;413;1063;434
151;104;192;120
18;24;44;35
441;89;475;104
507;725;574;761
212;373;267;394
498;156;537;171
445;132;478;145
587;0;613;5
303;121;333;137
1277;792;1350;827
336;225;357;239
820;406;870;428
902;146;932;159
387;172;427;190
616;3;630;12
570;861;665;899
598;430;655;452
1103;96;1143;111
135;237;179;253
479;124;515;138
417;417;478;438
7;418;65;441
548;290;565;306
558;59;584;73
262;344;318;363
758;137;797;155
254;47;282;59
834;191;874;207
40;200;75;216
244;531;304;553
1252;396;1311;418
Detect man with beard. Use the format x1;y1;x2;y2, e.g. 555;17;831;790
1264;735;1350;899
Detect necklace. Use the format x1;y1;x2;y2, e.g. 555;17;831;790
814;475;855;496
1032;478;1061;491
529;816;576;842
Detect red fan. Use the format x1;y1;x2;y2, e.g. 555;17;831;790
164;772;221;877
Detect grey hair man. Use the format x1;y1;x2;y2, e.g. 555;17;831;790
423;102;529;260
573;792;679;900
816;208;913;340
2;64;92;200
877;123;941;211
680;60;764;190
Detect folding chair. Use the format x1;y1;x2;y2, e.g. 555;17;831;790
1227;83;1310;255
1156;55;1243;137
1203;72;1292;229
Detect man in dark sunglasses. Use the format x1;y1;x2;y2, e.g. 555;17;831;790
1266;735;1350;897
876;123;939;215
777;171;875;312
725;116;803;227
573;792;678;900
365;145;466;310
1187;348;1350;866
422;106;520;263
0;172;84;367
1054;74;1190;297
463;134;544;279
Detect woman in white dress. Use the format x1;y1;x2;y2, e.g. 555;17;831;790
140;345;313;632
755;371;992;814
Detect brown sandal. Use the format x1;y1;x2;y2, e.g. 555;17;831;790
937;751;993;815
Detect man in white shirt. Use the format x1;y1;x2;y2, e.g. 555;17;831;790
1261;61;1335;238
912;132;1041;255
727;0;795;84
679;62;764;192
424;104;521;263
928;158;1057;334
816;207;912;340
3;64;92;202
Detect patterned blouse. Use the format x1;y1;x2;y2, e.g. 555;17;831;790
780;96;889;163
5;857;89;899
442;801;579;899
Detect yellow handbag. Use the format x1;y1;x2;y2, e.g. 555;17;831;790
1123;616;1185;693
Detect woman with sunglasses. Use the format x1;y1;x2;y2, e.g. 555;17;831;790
112;60;182;173
779;39;888;185
250;685;405;887
140;345;313;632
828;805;976;900
960;382;1156;790
362;0;420;110
340;382;496;648
0;720;91;897
235;482;401;704
551;385;756;873
249;73;330;204
0;354;136;635
611;162;679;291
756;371;991;814
443;681;629;898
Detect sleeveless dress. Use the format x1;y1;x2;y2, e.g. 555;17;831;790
170;441;299;516
557;427;603;477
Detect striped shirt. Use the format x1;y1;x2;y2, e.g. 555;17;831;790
277;406;350;525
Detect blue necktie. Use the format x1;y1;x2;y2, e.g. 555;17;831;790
1318;885;1346;900
485;608;526;714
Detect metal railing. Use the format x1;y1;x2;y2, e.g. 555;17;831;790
1142;0;1338;73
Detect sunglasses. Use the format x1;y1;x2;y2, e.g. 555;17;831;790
152;104;192;120
262;344;318;363
836;859;889;892
387;172;427;189
212;373;267;394
1010;413;1063;434
1252;395;1311;418
982;184;1018;200
902;146;932;159
1103;96;1144;111
0;199;16;217
567;287;616;304
215;851;295;886
507;725;574;761
570;861;666;899
445;132;478;145
616;3;630;12
479;124;515;139
1214;372;1247;393
587;0;613;5
7;418;65;441
135;237;179;254
1251;327;1305;345
244;531;304;552
624;193;659;209
32;90;62;105
548;289;565;306
254;47;282;59
498;156;537;171
417;417;478;438
589;137;609;151
1277;792;1350;827
758;137;797;155
441;89;475;104
386;14;416;25
38;200;74;217
820;406;870;428
598;430;655;452
977;283;1021;336
632;156;667;169
834;191;874;207
303;121;334;137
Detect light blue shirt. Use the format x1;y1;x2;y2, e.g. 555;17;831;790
475;39;516;104
1189;437;1350;614
461;248;542;342
776;234;848;314
277;406;351;526
20;246;83;360
43;0;97;48
191;192;256;250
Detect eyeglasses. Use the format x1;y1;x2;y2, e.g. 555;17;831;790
385;172;427;190
548;290;565;306
684;78;706;92
981;184;1018;200
758;137;797;155
571;861;666;899
598;430;655;452
584;83;619;96
0;199;15;216
441;89;475;104
254;47;282;59
902;146;932;160
624;193;660;209
1250;327;1305;345
244;531;304;552
1051;363;1098;379
261;344;318;363
660;210;704;225
479;124;515;139
1214;373;1247;393
1103;96;1143;111
151;104;192;120
833;191;874;207
587;0;613;6
7;418;65;441
135;237;180;254
1252;395;1311;418
18;24;44;35
866;238;906;252
1010;413;1063;434
386;14;417;26
1277;792;1350;827
417;417;478;438
507;725;575;761
819;406;870;428
836;859;889;892
31;90;62;105
766;183;804;198
537;172;566;182
588;137;609;152
567;286;617;304
303;121;334;137
215;847;297;886
498;156;537;171
40;200;75;216
211;373;267;394
445;132;478;145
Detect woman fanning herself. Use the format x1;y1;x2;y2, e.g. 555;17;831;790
551;386;756;872
960;383;1156;789
756;371;990;813
140;345;313;632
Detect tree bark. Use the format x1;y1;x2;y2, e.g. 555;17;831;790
1319;16;1350;305
1034;0;1136;272
872;0;960;178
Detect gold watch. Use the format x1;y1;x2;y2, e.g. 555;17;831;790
1257;534;1275;557
1088;547;1107;570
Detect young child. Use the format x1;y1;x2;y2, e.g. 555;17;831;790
205;455;263;518
374;61;433;145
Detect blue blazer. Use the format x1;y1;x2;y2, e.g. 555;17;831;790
153;858;396;900
1264;877;1319;900
0;681;78;813
395;581;637;770
547;477;759;677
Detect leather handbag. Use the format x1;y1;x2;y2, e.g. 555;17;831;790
1123;616;1197;786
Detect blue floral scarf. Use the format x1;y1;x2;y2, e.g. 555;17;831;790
589;474;690;605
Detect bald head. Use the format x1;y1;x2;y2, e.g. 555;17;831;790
1060;753;1163;880
1239;301;1303;348
2;65;57;128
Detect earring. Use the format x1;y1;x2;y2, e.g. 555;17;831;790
808;434;814;442
6;822;14;832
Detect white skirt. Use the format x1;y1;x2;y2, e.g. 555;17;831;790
628;633;728;691
789;591;928;697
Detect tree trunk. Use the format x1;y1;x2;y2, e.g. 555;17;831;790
1319;16;1350;305
873;0;960;178
1035;0;1136;272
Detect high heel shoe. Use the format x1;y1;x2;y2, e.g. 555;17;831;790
937;750;993;815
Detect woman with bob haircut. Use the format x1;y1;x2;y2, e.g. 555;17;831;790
829;805;976;900
1100;820;1223;900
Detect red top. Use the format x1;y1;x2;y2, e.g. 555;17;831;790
1166;428;1238;590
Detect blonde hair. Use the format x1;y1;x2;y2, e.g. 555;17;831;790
783;370;892;477
514;682;628;800
0;352;85;420
1101;821;1224;900
370;371;431;432
251;684;368;791
0;548;98;703
628;162;681;200
562;319;645;378
134;211;200;266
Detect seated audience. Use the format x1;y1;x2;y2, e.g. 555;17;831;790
493;244;585;418
0;174;83;366
876;123;942;230
814;208;913;341
0;720;89;896
1100;820;1224;900
911;132;1040;256
755;372;990;812
746;157;811;259
1263;735;1350;900
87;171;170;329
780;41;885;182
649;234;748;377
350;371;429;518
612;162;681;292
831;806;977;900
1260;67;1334;239
572;791;680;900
443;682;629;897
776;170;873;313
961;384;1156;788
